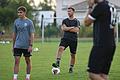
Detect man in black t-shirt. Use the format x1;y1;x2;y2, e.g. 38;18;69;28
52;7;80;73
84;0;116;80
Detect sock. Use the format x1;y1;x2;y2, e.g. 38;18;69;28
70;64;74;69
26;74;30;79
13;74;18;79
56;58;61;67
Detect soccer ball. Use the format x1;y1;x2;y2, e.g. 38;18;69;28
6;41;10;44
33;47;39;52
52;67;60;75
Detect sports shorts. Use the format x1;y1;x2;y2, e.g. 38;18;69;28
87;46;116;74
59;38;77;54
13;48;32;57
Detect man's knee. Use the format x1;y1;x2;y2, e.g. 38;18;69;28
15;57;20;65
100;74;108;80
89;72;105;80
71;54;75;59
15;60;20;65
58;46;65;52
25;57;31;64
89;73;98;80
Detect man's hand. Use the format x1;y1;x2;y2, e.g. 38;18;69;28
69;27;80;33
28;46;32;53
63;26;74;31
84;0;95;26
88;0;94;8
12;47;14;53
61;24;74;31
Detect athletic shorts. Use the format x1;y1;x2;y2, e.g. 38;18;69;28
59;38;77;54
87;46;116;75
13;48;32;57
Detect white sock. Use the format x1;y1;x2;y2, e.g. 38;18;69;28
13;74;18;79
26;74;30;79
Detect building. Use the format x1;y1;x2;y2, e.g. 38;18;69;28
34;11;55;26
56;0;120;25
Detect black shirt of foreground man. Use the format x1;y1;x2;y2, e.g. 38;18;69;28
90;1;115;46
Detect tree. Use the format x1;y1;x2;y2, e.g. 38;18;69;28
38;0;55;11
0;0;33;30
0;0;9;8
44;23;60;38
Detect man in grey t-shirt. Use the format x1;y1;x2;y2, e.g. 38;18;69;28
12;6;35;80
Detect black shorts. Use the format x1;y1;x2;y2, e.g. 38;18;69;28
87;46;116;75
13;48;32;57
59;38;77;54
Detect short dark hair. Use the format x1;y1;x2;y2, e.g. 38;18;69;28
17;6;27;12
67;7;75;12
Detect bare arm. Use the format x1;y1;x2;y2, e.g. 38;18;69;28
84;15;93;26
84;0;95;27
61;24;74;31
28;32;34;52
61;24;80;33
12;32;16;48
29;32;34;46
69;27;80;32
84;8;94;26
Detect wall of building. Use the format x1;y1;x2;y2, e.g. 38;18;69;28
109;0;119;6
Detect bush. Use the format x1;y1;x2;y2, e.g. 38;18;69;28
44;23;60;38
79;25;93;37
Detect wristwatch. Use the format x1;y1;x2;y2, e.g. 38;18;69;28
29;44;33;47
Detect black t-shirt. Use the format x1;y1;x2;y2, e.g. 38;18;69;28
62;18;80;41
90;1;115;46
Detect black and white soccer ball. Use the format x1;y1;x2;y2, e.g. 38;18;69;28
51;67;60;75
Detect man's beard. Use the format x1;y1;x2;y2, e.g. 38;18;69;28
68;14;73;17
94;0;105;3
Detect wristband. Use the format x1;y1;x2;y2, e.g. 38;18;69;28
29;44;33;47
88;6;93;9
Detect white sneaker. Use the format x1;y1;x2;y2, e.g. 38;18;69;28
13;78;17;80
26;78;30;80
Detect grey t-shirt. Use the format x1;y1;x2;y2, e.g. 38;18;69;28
13;18;35;49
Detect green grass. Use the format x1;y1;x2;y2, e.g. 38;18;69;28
0;41;120;80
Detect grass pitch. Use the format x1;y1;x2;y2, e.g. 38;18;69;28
0;41;120;80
